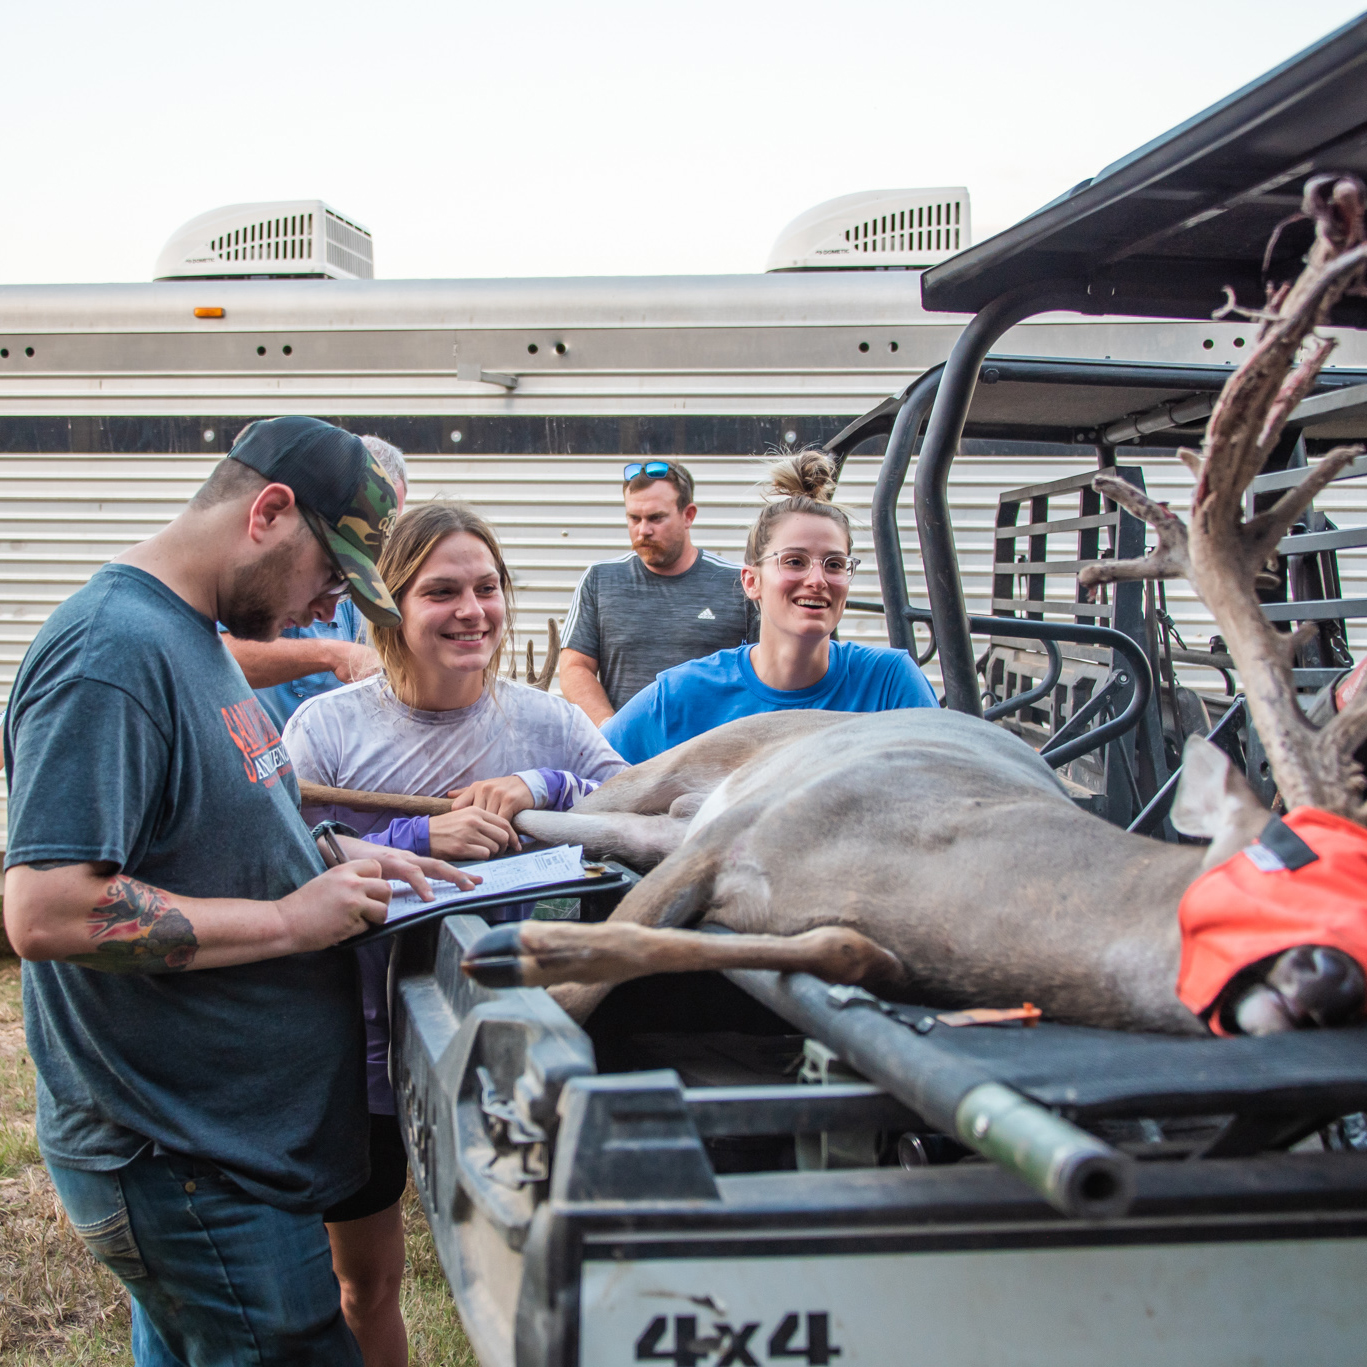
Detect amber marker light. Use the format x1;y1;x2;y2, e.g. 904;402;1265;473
193;307;225;319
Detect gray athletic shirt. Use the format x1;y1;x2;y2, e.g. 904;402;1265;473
563;550;757;709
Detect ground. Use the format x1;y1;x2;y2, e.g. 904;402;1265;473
0;948;477;1365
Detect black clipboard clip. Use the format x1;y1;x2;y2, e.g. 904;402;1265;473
348;858;640;944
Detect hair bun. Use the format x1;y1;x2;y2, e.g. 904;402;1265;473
764;449;837;503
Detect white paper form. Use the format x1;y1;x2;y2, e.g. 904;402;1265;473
384;844;586;924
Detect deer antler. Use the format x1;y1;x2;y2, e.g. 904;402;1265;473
1081;174;1367;821
525;618;561;691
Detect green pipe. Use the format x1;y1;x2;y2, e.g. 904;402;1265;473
955;1082;1134;1219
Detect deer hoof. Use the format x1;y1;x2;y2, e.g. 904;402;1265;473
461;923;528;988
1229;945;1366;1035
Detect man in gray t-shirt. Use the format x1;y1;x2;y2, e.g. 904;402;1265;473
561;461;756;721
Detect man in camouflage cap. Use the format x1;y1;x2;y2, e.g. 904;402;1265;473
222;433;410;730
227;415;402;629
3;415;465;1364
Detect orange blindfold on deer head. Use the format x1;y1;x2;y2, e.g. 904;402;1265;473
1178;807;1367;1034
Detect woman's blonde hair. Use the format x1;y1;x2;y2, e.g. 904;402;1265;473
744;449;851;564
370;500;516;705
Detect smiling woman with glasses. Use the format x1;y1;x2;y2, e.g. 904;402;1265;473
600;450;938;763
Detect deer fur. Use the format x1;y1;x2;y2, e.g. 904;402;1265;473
494;712;1269;1031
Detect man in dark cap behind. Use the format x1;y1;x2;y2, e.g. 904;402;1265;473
2;417;468;1364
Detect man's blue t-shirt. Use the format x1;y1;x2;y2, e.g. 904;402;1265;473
4;564;367;1213
602;639;938;763
251;599;363;731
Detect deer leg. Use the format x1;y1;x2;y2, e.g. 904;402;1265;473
466;794;907;1009
1225;946;1366;1035
668;792;708;820
462;920;906;994
500;798;782;1020
512;810;690;869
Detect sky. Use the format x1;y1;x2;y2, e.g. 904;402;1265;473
2;0;1365;284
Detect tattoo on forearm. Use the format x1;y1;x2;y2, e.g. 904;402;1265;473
67;877;199;973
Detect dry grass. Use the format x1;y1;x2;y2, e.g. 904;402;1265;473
401;1193;479;1367
0;956;133;1363
0;953;476;1365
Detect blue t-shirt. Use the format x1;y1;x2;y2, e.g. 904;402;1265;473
4;564;367;1213
251;599;363;731
602;639;938;763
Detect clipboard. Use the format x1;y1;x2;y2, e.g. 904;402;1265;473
349;856;640;944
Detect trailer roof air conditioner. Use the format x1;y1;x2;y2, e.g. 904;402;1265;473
765;188;970;272
154;200;374;281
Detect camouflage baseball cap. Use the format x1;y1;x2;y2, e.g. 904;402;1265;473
228;416;401;628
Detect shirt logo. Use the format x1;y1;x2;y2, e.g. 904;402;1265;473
697;607;716;620
221;698;293;788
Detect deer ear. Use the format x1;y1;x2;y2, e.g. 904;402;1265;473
1170;734;1268;867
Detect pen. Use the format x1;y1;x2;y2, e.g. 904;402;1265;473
323;829;347;868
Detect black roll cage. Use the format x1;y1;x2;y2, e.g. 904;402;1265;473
902;13;1367;724
827;355;1367;816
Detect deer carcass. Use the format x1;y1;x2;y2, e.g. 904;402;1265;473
464;175;1367;1039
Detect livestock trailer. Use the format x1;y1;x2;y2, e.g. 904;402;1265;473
388;15;1367;1365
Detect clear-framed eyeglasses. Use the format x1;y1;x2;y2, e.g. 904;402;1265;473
754;550;861;581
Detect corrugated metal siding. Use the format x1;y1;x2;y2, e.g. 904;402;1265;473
4;448;1367;845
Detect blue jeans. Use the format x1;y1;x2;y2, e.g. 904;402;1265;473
47;1151;362;1367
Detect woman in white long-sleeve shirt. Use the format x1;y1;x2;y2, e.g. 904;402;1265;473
284;500;625;1366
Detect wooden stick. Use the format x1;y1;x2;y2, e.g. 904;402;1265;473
297;779;452;816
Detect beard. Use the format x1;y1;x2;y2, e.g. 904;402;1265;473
220;537;308;641
633;533;686;570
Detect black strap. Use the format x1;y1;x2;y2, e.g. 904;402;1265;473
310;818;361;842
1257;814;1320;871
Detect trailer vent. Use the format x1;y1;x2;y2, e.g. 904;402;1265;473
324;211;375;279
765;188;971;272
153;200;374;280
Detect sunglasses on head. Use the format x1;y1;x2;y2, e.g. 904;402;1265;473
623;461;673;482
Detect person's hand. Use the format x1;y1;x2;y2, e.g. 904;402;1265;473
329;835;480;899
276;859;393;950
428;808;521;861
329;642;382;684
445;775;535;822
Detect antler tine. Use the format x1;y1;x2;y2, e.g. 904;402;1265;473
1072;178;1367;821
1176;448;1204;479
1277;621;1321;667
1078;474;1190;586
1322;686;1367;810
1244;444;1366;564
1255;336;1338;463
1199;179;1367;514
530;618;561;691
1200;321;1319;509
1184;176;1367;819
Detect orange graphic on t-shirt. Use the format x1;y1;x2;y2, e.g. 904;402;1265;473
221;698;293;788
